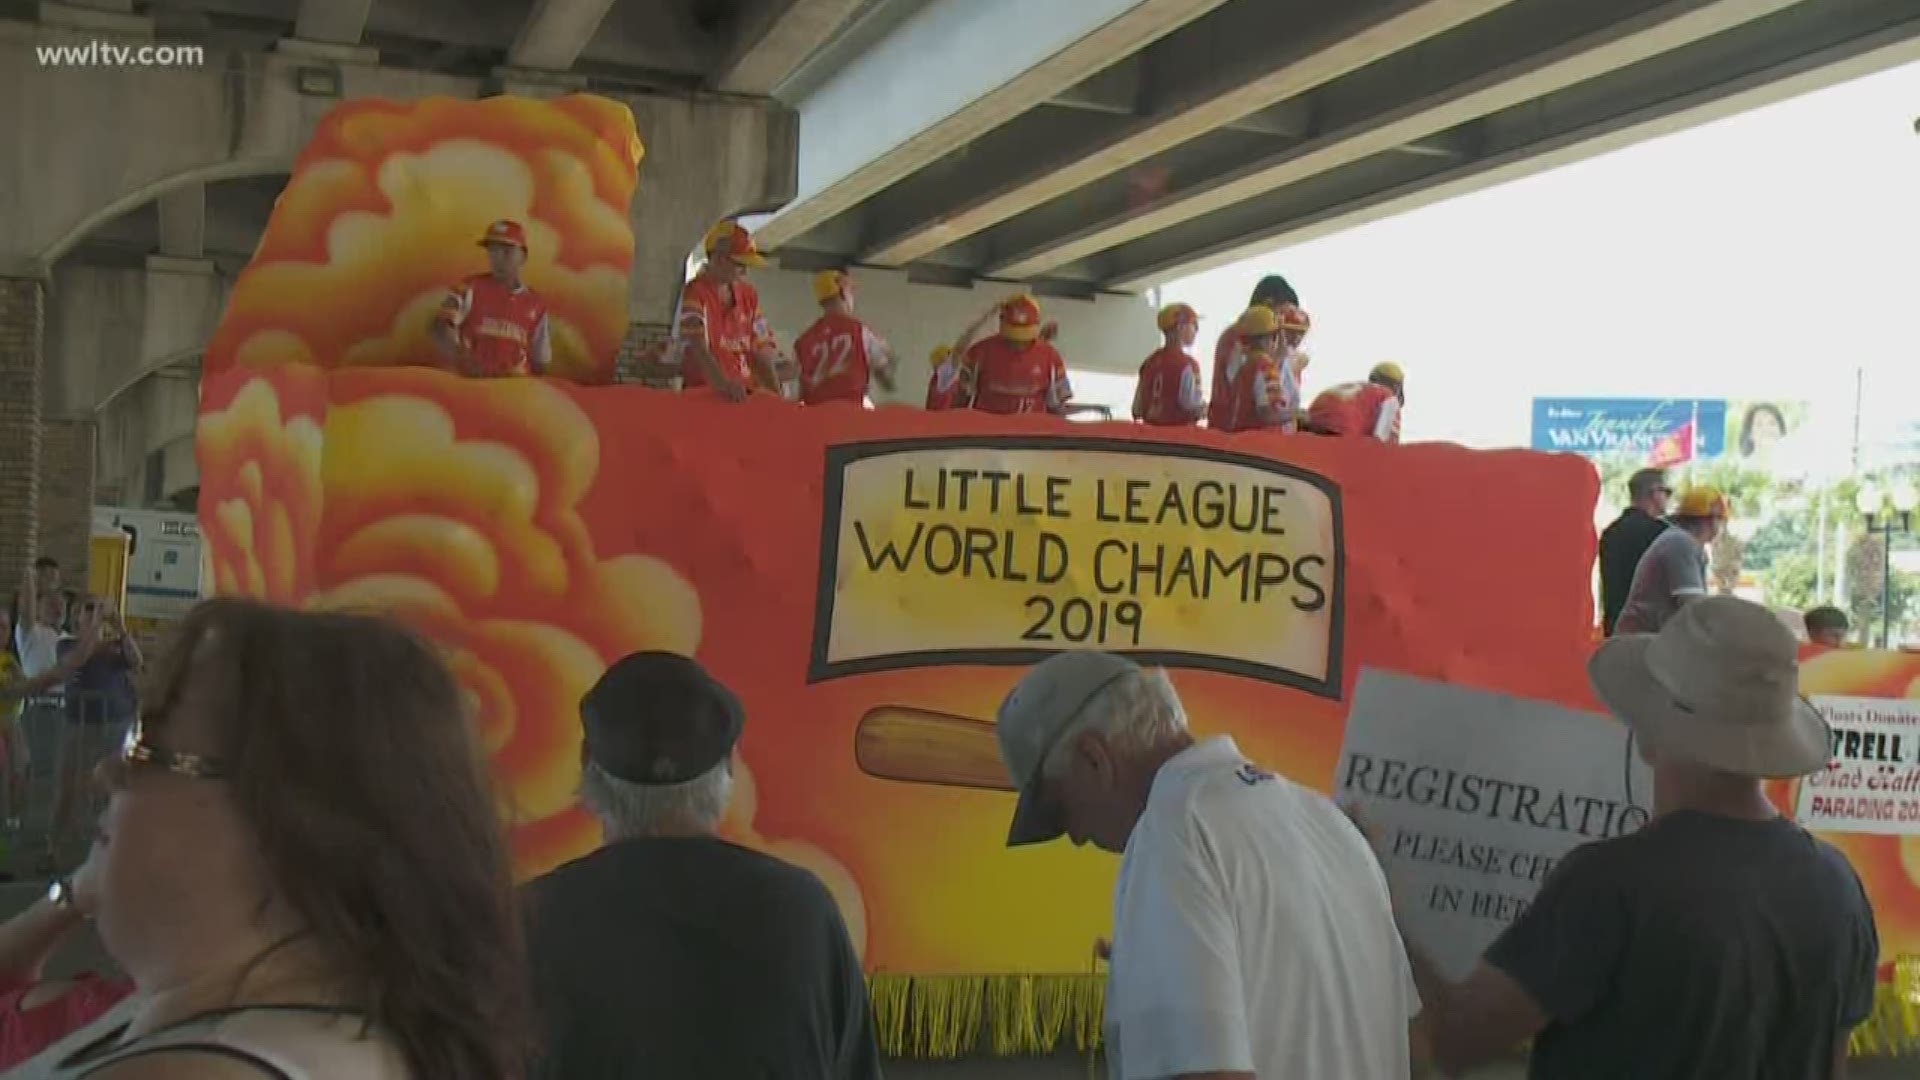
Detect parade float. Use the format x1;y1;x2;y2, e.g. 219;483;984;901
196;94;1918;1059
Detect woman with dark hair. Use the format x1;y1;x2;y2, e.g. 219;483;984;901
1739;402;1787;457
15;599;530;1079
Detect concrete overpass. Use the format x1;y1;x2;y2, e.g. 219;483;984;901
3;0;1919;590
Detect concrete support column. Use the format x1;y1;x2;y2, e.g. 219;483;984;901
156;185;206;260
37;419;95;584
0;277;45;591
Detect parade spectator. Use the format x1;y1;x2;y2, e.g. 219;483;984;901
1615;486;1728;635
1;603;95;840
13;600;531;1078
14;564;66;680
1804;605;1850;648
1207;274;1297;429
525;652;880;1079
795;271;896;406
993;652;1417;1079
0;877;133;1069
963;296;1072;416
1600;469;1673;636
1215;306;1297;434
670;221;785;402
1381;597;1876;1078
432;219;552;378
43;599;142;873
1132;303;1204;426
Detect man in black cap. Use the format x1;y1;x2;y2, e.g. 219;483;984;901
523;652;881;1079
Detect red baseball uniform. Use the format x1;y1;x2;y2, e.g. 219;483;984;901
1133;346;1204;426
1219;350;1289;433
1206;326;1244;429
925;353;967;410
1308;381;1402;442
795;313;893;406
438;274;551;377
964;337;1071;415
675;274;776;390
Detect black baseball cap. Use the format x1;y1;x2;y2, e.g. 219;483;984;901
578;652;744;785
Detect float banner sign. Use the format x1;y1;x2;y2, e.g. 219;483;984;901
1335;669;1652;981
1530;398;1728;458
1795;696;1920;836
812;438;1343;694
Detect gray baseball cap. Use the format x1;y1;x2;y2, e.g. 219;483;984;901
996;651;1141;846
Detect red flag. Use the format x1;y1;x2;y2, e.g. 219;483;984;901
1648;420;1695;468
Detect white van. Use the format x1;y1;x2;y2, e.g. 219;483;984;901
90;506;206;621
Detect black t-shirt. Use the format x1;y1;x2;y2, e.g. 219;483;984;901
523;836;882;1080
1486;811;1878;1080
1598;509;1669;635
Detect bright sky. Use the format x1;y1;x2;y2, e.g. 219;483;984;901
1089;58;1920;458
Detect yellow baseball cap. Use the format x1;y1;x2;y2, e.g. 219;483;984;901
703;220;769;268
812;270;850;304
1235;305;1281;338
1370;361;1405;386
929;344;953;365
1675;486;1730;519
1001;295;1043;343
1157;303;1198;332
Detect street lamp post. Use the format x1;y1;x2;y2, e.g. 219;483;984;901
1854;480;1918;648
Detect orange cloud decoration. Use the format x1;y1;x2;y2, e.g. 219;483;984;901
204;95;641;385
196;364;327;603
304;368;702;874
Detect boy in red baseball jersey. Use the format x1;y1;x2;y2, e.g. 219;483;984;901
1133;303;1204;426
433;219;552;378
1217;307;1296;433
795;271;896;406
963;296;1072;416
672;221;785;401
1307;362;1405;443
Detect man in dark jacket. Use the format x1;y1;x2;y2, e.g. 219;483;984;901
524;652;881;1080
1599;469;1671;635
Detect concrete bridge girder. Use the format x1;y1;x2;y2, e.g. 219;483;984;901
1;19;798;322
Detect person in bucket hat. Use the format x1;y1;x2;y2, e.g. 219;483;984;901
993;652;1417;1079
1377;597;1878;1079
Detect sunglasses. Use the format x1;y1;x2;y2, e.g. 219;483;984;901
119;721;227;781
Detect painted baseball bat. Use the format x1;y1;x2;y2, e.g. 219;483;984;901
854;706;1014;791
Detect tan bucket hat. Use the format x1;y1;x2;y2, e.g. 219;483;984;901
1588;595;1830;778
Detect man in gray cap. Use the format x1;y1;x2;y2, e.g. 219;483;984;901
1384;596;1878;1077
523;651;880;1079
995;651;1416;1079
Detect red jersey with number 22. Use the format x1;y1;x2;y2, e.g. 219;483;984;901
795;312;889;405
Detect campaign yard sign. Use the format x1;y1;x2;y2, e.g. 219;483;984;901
1795;696;1920;836
1335;669;1652;981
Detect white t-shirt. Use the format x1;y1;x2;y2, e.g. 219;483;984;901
1105;737;1418;1080
13;622;61;679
